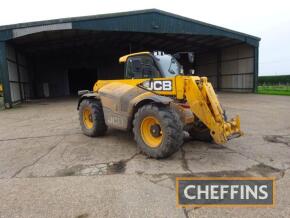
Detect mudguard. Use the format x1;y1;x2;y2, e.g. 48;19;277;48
77;92;100;110
97;82;173;130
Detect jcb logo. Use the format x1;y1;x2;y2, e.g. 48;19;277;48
107;115;126;128
141;80;172;91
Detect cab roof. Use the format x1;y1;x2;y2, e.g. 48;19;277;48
119;52;151;63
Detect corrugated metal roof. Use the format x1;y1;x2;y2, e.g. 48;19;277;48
0;9;260;45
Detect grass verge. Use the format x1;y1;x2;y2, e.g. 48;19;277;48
258;86;290;96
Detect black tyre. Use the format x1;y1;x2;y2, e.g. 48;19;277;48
79;99;107;137
188;125;212;142
133;104;183;158
188;109;227;142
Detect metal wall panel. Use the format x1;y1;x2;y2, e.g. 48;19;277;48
6;45;31;102
238;58;254;74
6;44;16;60
195;51;218;88
7;61;18;81
10;82;20;102
196;64;217;76
19;67;29;82
0;42;11;107
221;74;253;89
12;23;72;38
220;44;254;91
18;53;27;66
194;44;254;92
206;75;217;88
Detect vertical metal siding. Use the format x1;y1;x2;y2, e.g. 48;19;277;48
6;44;32;103
253;47;259;92
195;51;218;88
220;44;255;92
0;42;11;106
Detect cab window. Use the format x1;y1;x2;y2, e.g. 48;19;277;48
125;55;160;79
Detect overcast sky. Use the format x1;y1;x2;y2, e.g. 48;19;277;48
1;0;289;76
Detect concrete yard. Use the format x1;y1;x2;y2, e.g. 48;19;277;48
0;93;289;218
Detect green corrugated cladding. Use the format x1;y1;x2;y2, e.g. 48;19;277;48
0;10;260;47
0;30;12;106
0;29;11;41
0;42;11;106
73;12;259;47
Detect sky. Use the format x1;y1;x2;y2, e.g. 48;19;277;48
0;0;289;76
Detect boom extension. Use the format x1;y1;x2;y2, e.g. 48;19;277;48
182;76;242;144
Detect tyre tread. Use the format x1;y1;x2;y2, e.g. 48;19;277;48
133;104;183;158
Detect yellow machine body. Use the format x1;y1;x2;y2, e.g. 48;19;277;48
78;51;242;154
92;75;242;144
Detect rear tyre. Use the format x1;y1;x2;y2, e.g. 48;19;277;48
133;104;183;159
79;99;107;137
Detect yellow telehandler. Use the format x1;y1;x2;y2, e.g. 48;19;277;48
77;51;242;158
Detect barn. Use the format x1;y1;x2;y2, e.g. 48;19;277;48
0;9;260;108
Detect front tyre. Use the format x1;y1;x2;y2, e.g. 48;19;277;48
133;104;183;159
79;99;107;137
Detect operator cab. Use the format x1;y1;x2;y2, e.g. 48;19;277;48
121;52;189;79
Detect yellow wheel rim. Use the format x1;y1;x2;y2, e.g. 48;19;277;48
140;116;163;148
83;107;93;129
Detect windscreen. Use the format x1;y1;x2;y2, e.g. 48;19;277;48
154;54;183;77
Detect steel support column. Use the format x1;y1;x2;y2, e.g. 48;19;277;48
216;50;222;91
253;47;259;92
0;42;12;107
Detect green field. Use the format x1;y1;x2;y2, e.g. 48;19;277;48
258;75;290;96
258;85;290;96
